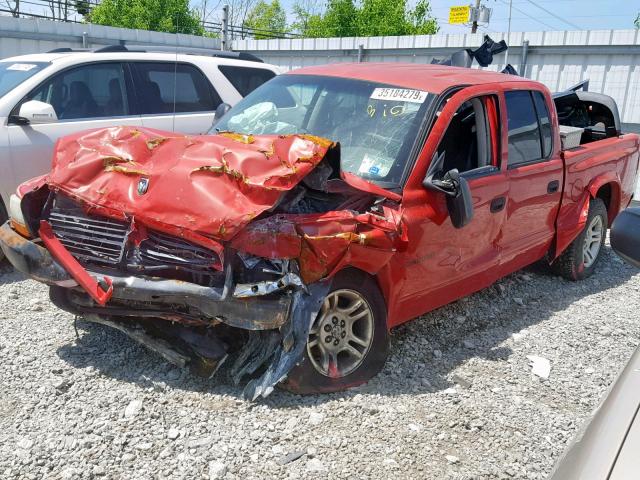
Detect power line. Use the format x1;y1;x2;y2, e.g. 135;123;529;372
498;0;558;30
522;0;582;30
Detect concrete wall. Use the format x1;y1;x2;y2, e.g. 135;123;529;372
0;16;220;58
234;30;640;124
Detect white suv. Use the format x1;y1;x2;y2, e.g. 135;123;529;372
0;45;279;228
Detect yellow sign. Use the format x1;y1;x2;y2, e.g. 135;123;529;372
449;5;470;24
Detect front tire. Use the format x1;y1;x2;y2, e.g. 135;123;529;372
551;197;608;281
281;269;389;394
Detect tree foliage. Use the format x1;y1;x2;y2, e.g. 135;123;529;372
635;12;640;29
292;0;438;37
89;0;205;35
244;0;287;38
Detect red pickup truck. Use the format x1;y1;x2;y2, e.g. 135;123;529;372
1;63;638;400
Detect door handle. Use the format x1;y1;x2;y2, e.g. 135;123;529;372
490;196;506;213
547;180;560;194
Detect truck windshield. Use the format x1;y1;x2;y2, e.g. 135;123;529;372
0;61;49;99
213;74;434;187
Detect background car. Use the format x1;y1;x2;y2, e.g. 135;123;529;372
0;45;279;256
549;207;640;480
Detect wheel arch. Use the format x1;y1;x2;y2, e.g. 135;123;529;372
330;266;390;326
588;176;620;227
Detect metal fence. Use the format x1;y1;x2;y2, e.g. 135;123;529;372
0;15;221;58
234;30;640;125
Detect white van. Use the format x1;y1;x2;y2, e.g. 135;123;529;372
0;45;279;229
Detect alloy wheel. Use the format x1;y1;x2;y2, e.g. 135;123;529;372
307;289;374;378
583;215;604;268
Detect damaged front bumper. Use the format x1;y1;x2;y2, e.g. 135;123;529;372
0;222;328;400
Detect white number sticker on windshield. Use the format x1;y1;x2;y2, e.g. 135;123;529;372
6;63;38;71
370;88;428;104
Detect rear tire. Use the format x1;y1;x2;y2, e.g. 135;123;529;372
551;198;608;281
281;269;389;395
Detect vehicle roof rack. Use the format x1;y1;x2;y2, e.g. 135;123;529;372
48;45;263;63
47;47;91;53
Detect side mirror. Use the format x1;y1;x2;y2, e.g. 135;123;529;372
610;207;640;268
423;161;474;229
16;100;58;124
213;102;231;122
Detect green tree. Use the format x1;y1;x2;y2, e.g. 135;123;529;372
89;0;205;35
74;0;91;17
292;0;438;38
244;0;287;38
635;12;640;29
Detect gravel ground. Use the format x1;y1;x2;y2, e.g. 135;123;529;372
1;242;639;480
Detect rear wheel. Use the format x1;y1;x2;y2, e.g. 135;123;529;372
551;198;608;281
281;270;389;394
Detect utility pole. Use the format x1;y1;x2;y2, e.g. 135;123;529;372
222;4;229;51
471;0;481;33
504;0;513;65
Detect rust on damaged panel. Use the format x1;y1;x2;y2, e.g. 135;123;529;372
44;126;401;281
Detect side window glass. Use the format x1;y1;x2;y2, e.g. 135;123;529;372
437;95;496;174
134;63;222;114
533;91;552;157
218;65;275;97
505;90;542;166
28;63;129;120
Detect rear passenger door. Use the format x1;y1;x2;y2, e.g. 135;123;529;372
501;89;563;268
130;62;223;134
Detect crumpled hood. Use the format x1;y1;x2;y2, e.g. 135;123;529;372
47;126;334;241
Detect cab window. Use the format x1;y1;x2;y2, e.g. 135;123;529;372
27;62;129;120
437;95;499;174
132;62;222;114
218;65;275;97
505;90;552;167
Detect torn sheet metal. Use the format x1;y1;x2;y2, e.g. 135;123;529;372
47;126;334;245
240;281;330;400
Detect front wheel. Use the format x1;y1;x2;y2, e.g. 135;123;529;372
551;198;608;281
281;269;389;394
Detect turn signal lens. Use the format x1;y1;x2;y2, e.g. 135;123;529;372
10;218;31;239
9;194;32;238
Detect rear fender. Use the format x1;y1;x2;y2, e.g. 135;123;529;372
551;174;620;260
587;174;621;226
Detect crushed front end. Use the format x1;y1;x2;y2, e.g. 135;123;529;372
0;126;403;399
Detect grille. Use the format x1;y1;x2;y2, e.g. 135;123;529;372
48;197;222;285
49;210;129;265
138;230;220;275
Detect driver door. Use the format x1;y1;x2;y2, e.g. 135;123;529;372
392;88;509;325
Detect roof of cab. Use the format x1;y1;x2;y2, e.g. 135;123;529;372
288;63;533;94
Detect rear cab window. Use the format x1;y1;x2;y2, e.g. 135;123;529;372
218;65;276;97
505;90;553;167
131;62;222;114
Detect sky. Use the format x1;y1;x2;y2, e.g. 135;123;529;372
7;0;640;33
429;0;640;34
199;0;640;33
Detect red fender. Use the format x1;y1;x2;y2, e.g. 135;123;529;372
587;172;621;225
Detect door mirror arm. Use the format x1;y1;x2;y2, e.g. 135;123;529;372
210;102;232;131
8;115;30;126
423;151;474;229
